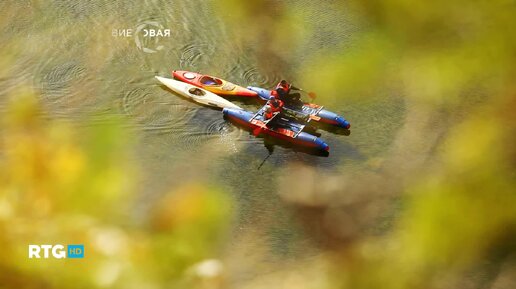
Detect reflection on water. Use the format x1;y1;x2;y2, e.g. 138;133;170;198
0;0;404;282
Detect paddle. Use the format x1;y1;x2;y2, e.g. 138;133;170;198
309;114;321;121
290;86;317;101
257;148;273;170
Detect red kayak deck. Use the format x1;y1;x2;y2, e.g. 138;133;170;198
172;70;258;97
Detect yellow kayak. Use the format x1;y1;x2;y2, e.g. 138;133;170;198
172;70;258;97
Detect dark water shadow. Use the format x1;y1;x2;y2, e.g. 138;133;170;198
301;125;322;137
253;134;330;164
315;123;351;136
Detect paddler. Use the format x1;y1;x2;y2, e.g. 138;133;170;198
271;80;301;106
264;96;283;120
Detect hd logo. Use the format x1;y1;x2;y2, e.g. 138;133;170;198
28;244;84;259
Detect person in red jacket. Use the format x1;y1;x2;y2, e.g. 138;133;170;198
264;96;283;120
271;80;301;105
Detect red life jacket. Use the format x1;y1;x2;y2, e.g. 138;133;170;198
276;81;290;91
268;99;283;113
264;98;283;120
275;81;290;98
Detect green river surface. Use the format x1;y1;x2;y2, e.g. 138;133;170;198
0;0;405;279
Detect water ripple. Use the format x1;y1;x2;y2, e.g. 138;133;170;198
35;61;87;105
179;43;214;69
122;86;198;133
242;67;272;88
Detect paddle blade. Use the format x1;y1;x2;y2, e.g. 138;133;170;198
309;115;321;121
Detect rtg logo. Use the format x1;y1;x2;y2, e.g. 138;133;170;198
28;244;84;259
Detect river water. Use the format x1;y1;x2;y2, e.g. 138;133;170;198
0;0;405;281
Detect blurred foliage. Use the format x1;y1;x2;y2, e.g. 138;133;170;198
219;0;516;289
0;91;234;288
